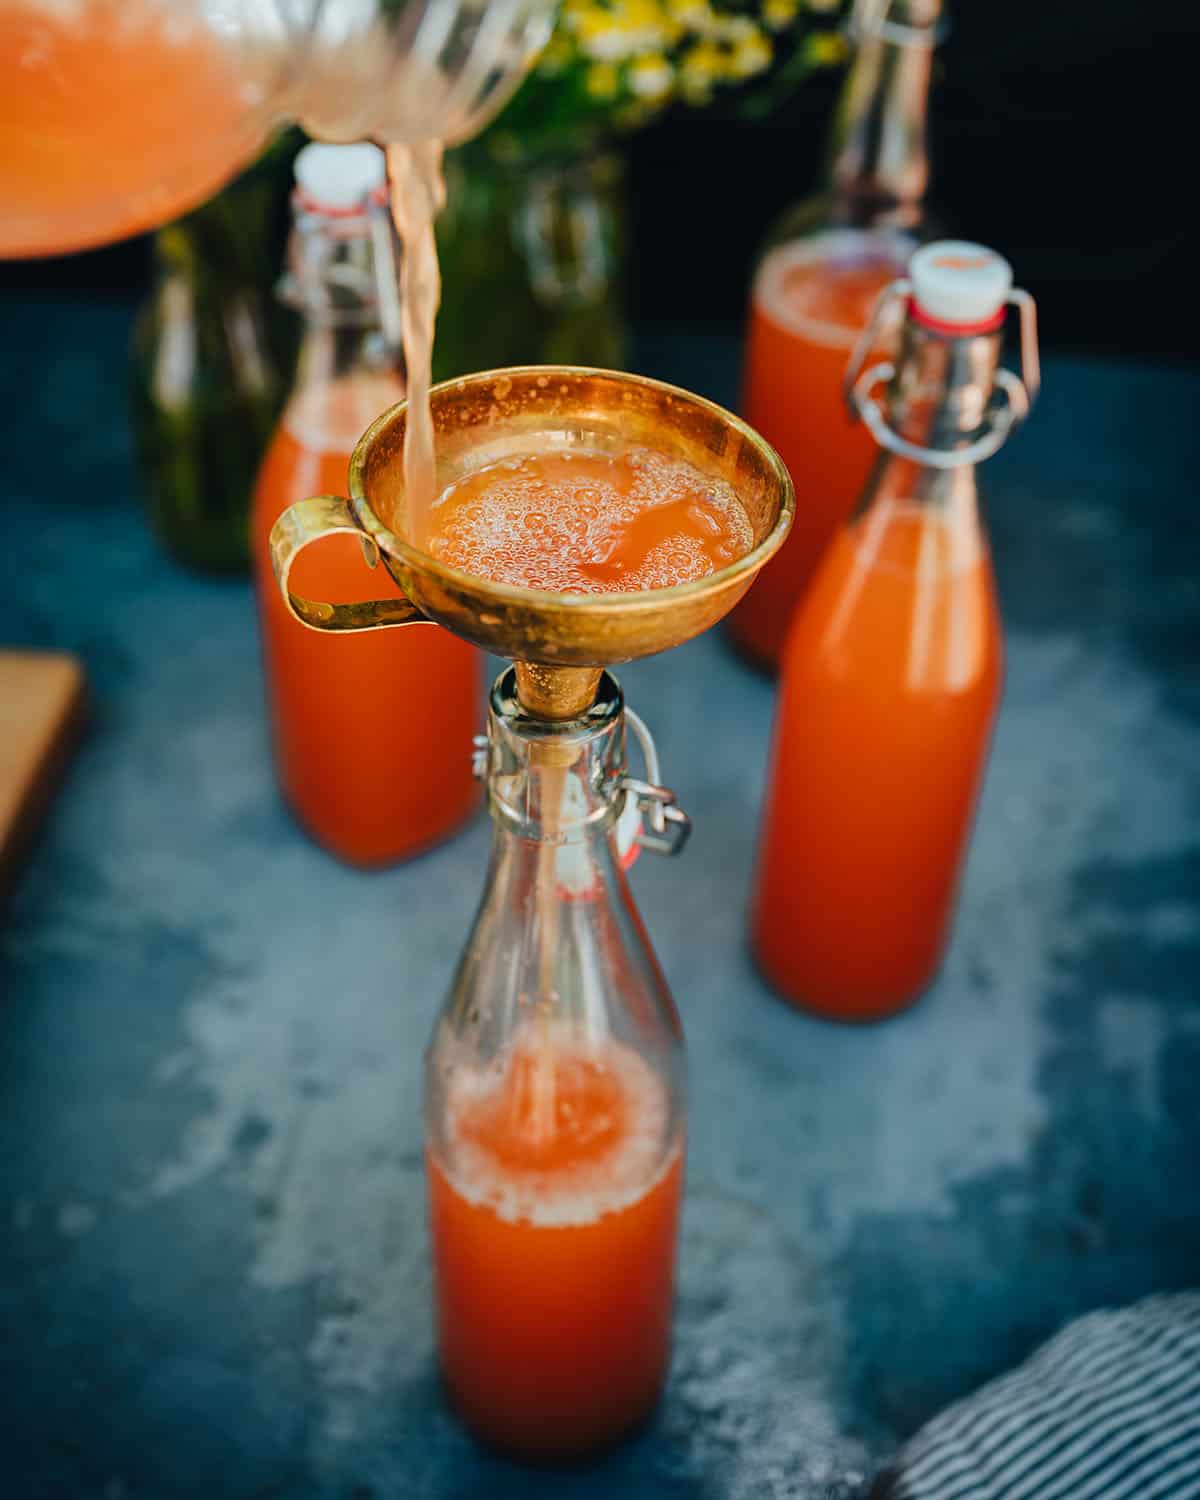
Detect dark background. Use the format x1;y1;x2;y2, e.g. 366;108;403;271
1;0;1193;361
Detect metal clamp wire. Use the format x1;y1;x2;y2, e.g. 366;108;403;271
850;362;1030;470
623;707;692;857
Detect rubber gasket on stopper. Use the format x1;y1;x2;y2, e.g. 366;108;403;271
909;300;1007;337
909;239;1012;336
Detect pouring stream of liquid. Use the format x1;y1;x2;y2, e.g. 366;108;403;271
386;140;445;548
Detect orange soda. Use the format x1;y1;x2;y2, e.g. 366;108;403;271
253;379;479;866
0;0;263;258
426;447;753;592
428;1033;683;1460
753;494;1002;1017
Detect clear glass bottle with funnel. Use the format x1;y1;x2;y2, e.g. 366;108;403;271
268;365;794;1457
427;667;689;1461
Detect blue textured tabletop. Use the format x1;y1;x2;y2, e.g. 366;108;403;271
1;299;1198;1499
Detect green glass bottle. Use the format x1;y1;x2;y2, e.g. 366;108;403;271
434;144;628;382
130;133;302;572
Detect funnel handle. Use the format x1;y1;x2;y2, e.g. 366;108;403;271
269;496;428;633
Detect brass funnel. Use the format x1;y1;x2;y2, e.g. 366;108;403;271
271;366;793;718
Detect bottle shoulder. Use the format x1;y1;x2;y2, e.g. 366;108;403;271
755;192;938;262
782;496;1000;694
279;367;405;453
749;223;918;349
251;367;402;529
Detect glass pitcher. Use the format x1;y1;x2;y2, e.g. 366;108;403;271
0;0;555;258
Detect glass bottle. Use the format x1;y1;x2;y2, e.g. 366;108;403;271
0;0;554;259
752;241;1040;1020
425;668;687;1462
251;143;479;868
730;0;943;670
130;133;300;573
433;145;628;381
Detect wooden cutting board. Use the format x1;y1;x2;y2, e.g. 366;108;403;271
0;651;87;905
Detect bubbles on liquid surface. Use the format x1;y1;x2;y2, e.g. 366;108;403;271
425;446;753;594
436;1027;676;1227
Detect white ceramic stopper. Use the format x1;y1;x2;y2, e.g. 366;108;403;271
909;240;1013;326
293;143;386;212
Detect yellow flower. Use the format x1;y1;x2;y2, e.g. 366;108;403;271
561;0;590;30
678;37;727;98
761;0;798;31
586;60;622;98
716;14;758;42
567;0;676;60
729;30;772;77
805;29;848;64
667;0;716;31
536;35;574;74
714;13;750;43
541;0;806;110
628;52;675;100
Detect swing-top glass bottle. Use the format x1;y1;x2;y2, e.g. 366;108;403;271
754;241;1040;1020
252;142;479;867
425;668;688;1462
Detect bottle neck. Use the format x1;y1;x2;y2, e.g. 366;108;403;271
889;319;1002;452
856;316;999;521
279;200;403;429
429;666;685;1155
291;321;392;396
483;670;628;852
825;0;940;228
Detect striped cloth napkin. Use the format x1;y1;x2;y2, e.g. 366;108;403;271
870;1293;1200;1500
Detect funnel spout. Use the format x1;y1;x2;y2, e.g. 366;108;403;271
514;664;604;721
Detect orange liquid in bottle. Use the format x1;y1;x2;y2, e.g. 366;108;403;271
0;0;264;258
426;448;752;591
753;496;1002;1019
252;374;479;867
428;1033;683;1461
731;234;910;669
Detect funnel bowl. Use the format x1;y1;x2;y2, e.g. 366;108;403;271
271;366;794;717
353;367;792;665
